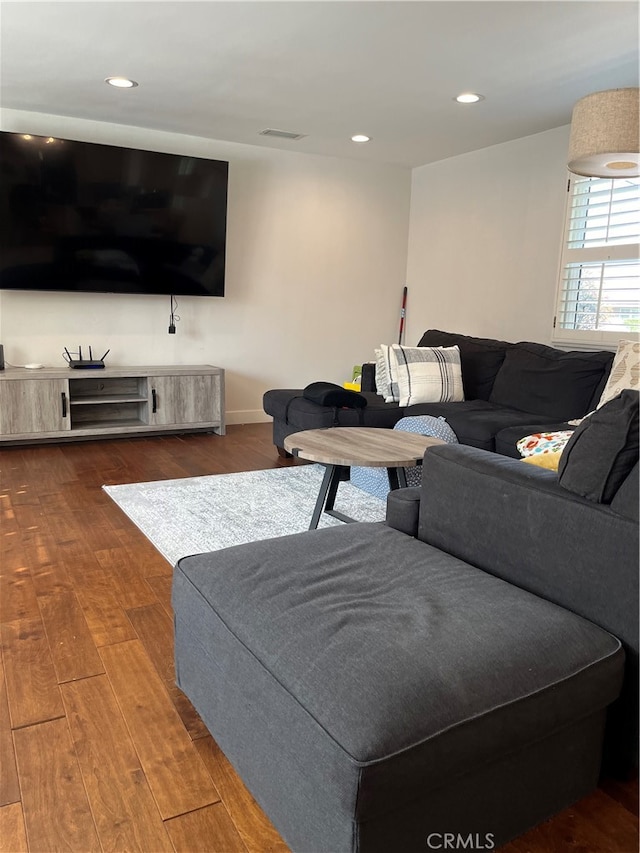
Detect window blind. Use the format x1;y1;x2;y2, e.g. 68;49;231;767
554;175;640;346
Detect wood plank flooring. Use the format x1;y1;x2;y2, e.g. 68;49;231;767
0;424;637;852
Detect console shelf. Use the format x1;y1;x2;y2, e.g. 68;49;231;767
0;364;225;444
72;418;149;431
69;394;148;405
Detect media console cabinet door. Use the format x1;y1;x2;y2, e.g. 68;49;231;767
0;378;71;435
149;374;222;427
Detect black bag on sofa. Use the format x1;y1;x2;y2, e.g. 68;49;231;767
284;382;368;427
302;381;368;409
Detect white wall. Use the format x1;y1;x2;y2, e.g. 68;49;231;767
405;125;570;347
0;109;412;422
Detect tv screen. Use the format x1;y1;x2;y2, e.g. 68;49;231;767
0;132;228;296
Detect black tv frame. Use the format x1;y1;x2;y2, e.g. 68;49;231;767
0;131;229;297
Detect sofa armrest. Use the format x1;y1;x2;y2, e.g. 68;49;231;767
418;444;639;770
418;446;638;634
385;486;421;536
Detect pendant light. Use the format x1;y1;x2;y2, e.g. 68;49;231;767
568;87;639;178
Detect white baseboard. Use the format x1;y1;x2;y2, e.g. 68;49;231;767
225;410;272;425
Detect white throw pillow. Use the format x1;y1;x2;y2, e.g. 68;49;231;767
374;344;400;402
597;339;640;409
390;345;464;407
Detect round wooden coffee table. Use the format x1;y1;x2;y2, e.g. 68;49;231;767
284;426;445;529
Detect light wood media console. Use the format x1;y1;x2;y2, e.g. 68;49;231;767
0;364;225;444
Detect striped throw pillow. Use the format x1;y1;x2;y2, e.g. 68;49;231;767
390;345;464;406
374;344;400;403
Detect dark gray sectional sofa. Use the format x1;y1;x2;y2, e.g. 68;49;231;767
263;329;615;457
173;390;638;853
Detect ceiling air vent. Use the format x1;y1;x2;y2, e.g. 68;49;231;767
259;128;306;141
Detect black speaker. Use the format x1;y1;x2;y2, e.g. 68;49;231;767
0;344;4;370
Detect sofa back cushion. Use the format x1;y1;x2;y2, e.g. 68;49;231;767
558;389;639;505
586;358;617;412
417;330;511;400
489;342;613;420
611;461;640;523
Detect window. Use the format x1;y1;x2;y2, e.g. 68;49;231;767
553;174;640;347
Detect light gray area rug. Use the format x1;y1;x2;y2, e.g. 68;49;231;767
103;464;386;565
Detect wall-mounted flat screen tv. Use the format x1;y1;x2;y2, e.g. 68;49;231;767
0;132;228;296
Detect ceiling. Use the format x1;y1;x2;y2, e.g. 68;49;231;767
1;1;638;168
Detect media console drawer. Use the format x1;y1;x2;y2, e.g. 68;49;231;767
0;365;225;444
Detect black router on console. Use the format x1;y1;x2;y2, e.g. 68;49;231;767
64;346;110;369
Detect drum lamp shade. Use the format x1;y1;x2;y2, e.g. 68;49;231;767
568;88;639;178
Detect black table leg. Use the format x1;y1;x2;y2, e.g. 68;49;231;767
386;467;408;490
309;465;355;530
309;463;412;530
309;465;336;530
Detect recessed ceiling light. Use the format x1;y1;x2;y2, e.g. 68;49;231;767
351;134;371;143
455;93;484;104
105;76;138;89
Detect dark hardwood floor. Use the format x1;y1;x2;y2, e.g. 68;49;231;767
0;424;637;852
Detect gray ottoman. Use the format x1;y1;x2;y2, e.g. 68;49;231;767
173;523;624;853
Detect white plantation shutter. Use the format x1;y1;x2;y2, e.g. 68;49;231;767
553;175;640;348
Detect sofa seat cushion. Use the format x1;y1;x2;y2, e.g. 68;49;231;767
417;329;511;400
173;522;623;827
405;400;556;451
489;342;613;422
263;388;403;431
